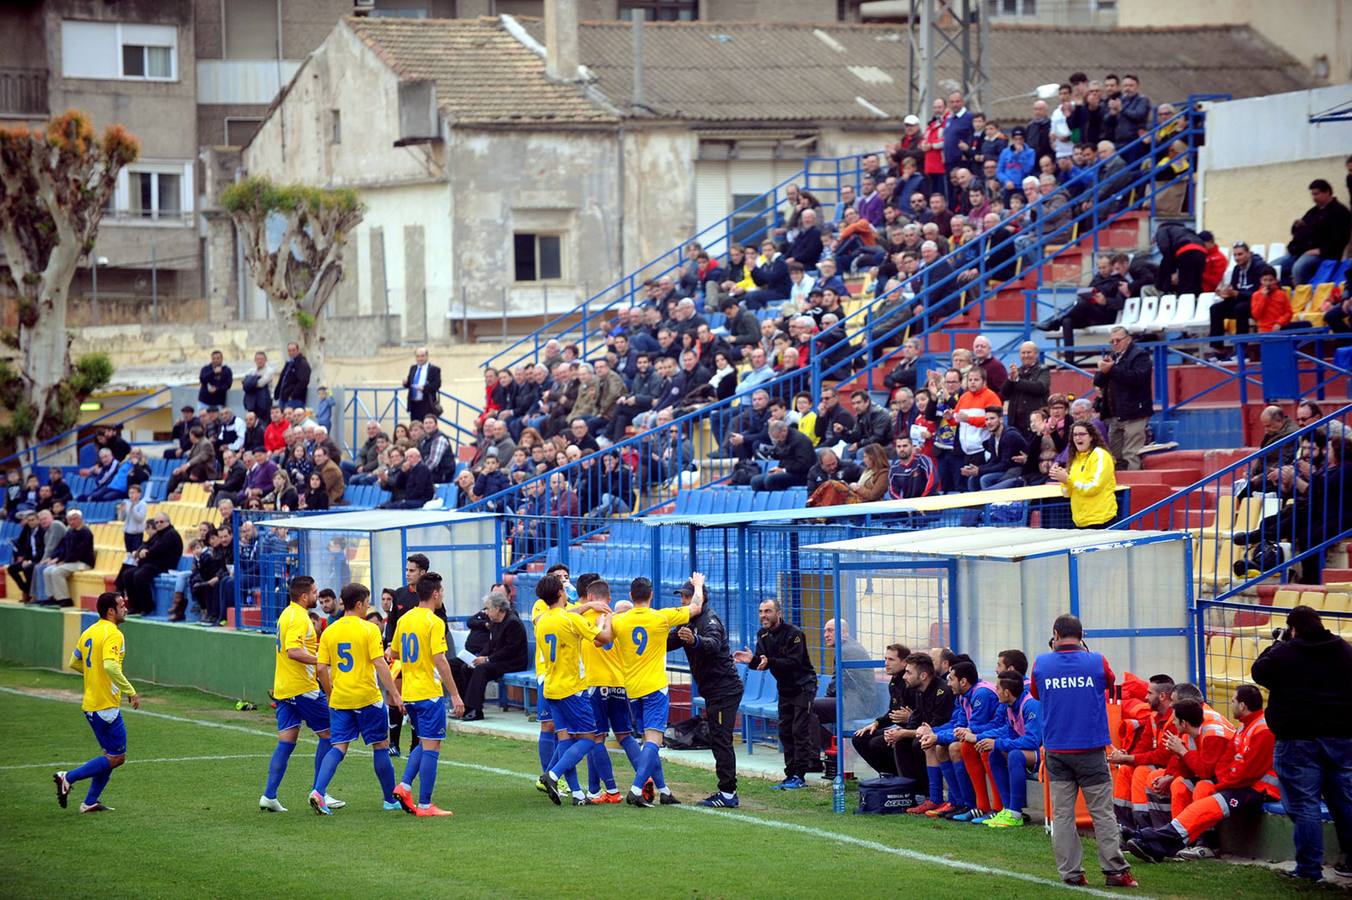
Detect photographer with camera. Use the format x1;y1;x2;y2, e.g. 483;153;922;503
1251;605;1352;881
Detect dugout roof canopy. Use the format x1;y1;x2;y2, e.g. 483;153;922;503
254;509;496;533
804;526;1185;563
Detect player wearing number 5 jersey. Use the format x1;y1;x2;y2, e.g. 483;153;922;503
598;576;702;808
55;592;137;813
534;573;605;806
259;575;345;813
310;583;404;815
391;572;464;817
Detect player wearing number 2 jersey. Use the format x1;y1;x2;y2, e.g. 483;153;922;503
259;575;346;813
54;592;137;813
310;583;404;815
598;576;702;808
391;573;464;817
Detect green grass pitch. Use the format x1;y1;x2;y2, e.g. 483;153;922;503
0;662;1323;899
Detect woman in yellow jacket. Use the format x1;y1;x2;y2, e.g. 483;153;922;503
1051;421;1118;528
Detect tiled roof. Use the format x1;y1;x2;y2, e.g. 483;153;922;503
521;19;1310;125
345;16;618;126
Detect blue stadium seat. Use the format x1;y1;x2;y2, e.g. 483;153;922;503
731;490;753;514
674;491;695;515
149;457;176;478
750;491;771;512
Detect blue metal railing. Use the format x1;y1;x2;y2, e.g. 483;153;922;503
480;152;881;374
1114;402;1352;601
342;387;482;455
0;387;172;474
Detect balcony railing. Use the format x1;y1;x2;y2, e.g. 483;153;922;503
0;67;48;117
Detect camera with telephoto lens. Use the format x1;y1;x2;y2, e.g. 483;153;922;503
1271;627;1292;642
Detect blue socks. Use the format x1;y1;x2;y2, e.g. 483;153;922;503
263;740;297;799
632;741;662;792
417;750;439;805
69;755;114;805
549;738;596;783
1004;751;1028;812
587;741;616;793
401;744;424;788
928;763;945;803
538;730;557;774
314;737;333;782
313;746;345;797
373;747;397;803
989;750;1010;812
940;758;974;808
618;734;642;769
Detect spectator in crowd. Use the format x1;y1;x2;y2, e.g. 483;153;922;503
1024;100;1054;165
400;346;441;423
198;350;232;409
1155;222;1208;296
884;337;923;393
38;509;94;608
1031;614;1138;888
382;448;433;509
852;643;912;776
1114;74;1151;162
805;447;860;497
453;593;528;721
749;419;816;492
735;598;818;791
311;446;345;506
888;435;936;498
1208;241;1267;359
81;448;128;502
7;509;41;603
669;573;745;807
1272;179;1352;287
973;407;1027;491
921;98;948;198
166;406;199;459
167;427;217;498
734;240;791;311
833;390;891;459
1002;341;1051;437
209;448;246;507
1251;605;1352;881
970;335;1007;394
1051;421;1118;528
1297;400;1350;439
241;351;274;420
29;508;65;604
274;342;311;410
1094;326;1152;470
118;512;183;616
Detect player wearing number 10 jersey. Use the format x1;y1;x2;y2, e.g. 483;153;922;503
598;577;702;808
390;573;465;817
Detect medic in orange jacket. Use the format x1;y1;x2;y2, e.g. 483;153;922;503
1153;699;1235;818
1124;686;1280;864
1109;674;1176;828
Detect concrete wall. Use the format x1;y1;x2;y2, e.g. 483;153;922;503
622;128;696;272
1119;0;1349;85
1198;86;1352;248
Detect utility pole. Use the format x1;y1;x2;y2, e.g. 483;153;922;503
908;0;987;115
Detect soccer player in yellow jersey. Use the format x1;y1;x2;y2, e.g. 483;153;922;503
597;576;701;808
259;575;345;813
55;592;137;813
309;583;404;815
530;563;578;782
534;572;605;806
390;572;464;817
578;578;643;803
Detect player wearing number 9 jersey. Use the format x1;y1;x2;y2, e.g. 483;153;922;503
390;572;464;817
598;576;702;807
310;583;404;815
54;592;137;813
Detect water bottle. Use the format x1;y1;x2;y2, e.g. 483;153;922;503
832;774;846;814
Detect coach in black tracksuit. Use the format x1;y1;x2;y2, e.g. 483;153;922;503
737;599;818;784
668;575;744;803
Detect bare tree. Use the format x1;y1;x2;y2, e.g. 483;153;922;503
221;177;365;385
0;111;136;453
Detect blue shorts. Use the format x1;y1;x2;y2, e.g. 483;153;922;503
536;679;552;723
590;687;634;736
275;691;330;735
629;689;670;734
329;703;389;746
85;710;127;756
549;691;597;736
406;697;447;741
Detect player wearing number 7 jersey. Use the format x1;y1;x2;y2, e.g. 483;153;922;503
534;573;606;806
310;583;404;815
54;592;137;813
390;572;465;817
597;576;702;808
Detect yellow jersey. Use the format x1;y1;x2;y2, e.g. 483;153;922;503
534;606;600;700
611;605;689;698
71;619;127;712
273;601;320;700
580;607;625;688
532;597;581;678
317;614;386;710
392;606;449;703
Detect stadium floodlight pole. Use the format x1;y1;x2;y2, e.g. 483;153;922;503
908;0;988;115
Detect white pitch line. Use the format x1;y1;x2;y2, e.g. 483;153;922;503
0;754;264;772
0;685;1147;898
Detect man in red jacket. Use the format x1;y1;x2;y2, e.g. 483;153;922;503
1125;685;1280;863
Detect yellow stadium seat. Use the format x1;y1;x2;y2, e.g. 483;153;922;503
1299;590;1329;610
1289;284;1314;314
1322;592;1350;614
